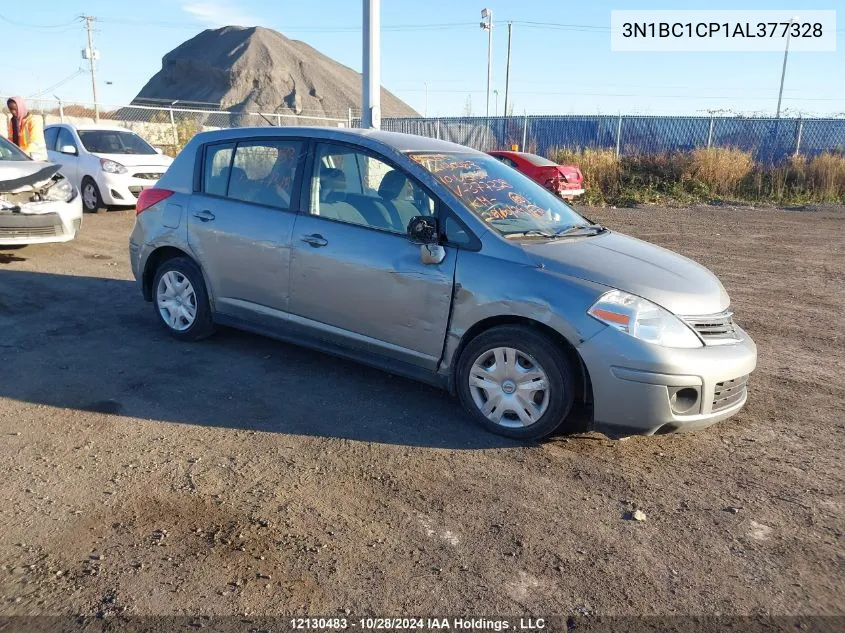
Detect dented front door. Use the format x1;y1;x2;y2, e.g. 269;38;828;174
288;214;456;370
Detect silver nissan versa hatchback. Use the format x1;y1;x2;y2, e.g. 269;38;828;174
129;128;757;440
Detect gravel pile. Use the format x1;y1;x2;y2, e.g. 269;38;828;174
133;26;418;119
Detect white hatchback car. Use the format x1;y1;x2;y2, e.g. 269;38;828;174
45;123;173;213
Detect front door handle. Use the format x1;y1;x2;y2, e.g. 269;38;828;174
193;210;216;222
301;234;328;248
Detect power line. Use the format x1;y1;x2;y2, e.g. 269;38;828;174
0;14;80;30
393;87;843;102
28;70;86;98
95;17;474;32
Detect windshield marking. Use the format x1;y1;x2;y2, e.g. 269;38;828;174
408;151;587;237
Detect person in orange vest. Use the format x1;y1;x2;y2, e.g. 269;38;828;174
6;96;47;161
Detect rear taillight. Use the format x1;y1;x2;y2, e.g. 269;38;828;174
136;188;174;215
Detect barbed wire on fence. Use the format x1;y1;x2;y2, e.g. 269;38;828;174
3;97;844;160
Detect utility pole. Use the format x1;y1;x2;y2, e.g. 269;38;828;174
776;16;798;118
362;0;381;129
503;21;512;118
480;8;493;118
82;15;100;122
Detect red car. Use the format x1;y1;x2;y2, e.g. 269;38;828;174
488;151;585;200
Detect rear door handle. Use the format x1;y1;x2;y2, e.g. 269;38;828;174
301;234;328;247
193;210;216;222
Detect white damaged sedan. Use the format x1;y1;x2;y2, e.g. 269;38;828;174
0;135;82;246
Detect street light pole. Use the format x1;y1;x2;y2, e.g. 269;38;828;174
480;8;493;118
503;21;513;117
776;16;798;119
493;90;499;117
362;0;381;129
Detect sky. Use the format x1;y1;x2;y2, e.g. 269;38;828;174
1;0;842;118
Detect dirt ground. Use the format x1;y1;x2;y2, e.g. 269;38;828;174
0;204;843;620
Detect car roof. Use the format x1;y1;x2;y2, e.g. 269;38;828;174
46;123;131;133
191;126;483;155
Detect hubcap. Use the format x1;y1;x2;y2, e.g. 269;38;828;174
156;271;197;332
468;347;550;429
83;184;97;209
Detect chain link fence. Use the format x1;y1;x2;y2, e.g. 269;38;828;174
2;98;349;155
364;115;845;162
4;98;844;162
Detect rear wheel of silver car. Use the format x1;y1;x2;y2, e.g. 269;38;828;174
152;256;215;342
81;177;105;213
456;325;575;440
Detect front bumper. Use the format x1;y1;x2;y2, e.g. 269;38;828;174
577;324;757;436
97;172;162;207
0;196;83;245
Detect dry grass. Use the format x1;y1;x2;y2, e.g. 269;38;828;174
806;152;845;200
684;148;754;196
551;146;845;205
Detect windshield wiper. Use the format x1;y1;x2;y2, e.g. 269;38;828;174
552;223;607;237
502;229;558;239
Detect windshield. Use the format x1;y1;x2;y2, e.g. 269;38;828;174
78;130;157;155
408;152;587;236
0;135;31;162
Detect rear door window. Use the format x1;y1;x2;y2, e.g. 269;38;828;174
228;140;304;210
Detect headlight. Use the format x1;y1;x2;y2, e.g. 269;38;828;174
100;158;127;174
42;177;74;202
588;289;702;348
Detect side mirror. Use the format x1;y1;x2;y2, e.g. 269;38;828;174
407;215;438;244
420;243;446;265
59;145;77;156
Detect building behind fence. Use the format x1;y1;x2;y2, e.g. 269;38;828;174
4;98;844;162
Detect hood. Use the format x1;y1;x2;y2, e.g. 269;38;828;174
0;161;61;192
92;152;173;168
523;231;730;316
6;96;28;120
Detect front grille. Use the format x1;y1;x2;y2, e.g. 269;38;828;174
682;311;739;345
133;172;163;180
0;225;61;238
0;212;63;239
712;375;748;411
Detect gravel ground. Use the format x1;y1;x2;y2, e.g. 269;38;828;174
0;204;843;619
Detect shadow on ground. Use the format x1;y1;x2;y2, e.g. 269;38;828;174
0;270;518;449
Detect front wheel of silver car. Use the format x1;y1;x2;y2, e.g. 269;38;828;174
456;325;575;440
152;256;215;341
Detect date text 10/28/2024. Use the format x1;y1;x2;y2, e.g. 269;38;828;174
290;617;547;631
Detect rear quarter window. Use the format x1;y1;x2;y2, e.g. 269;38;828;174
202;143;235;197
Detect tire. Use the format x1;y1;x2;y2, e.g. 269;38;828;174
81;177;106;213
151;256;215;341
456;325;575;441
